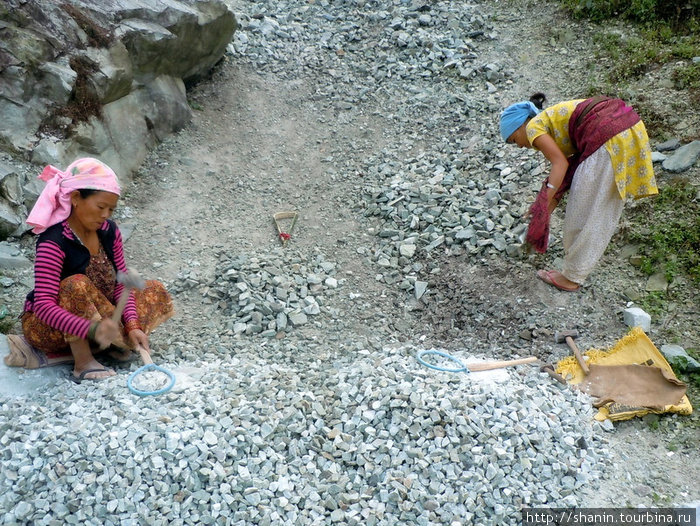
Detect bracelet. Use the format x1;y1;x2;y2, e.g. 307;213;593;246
87;322;99;342
124;319;142;333
546;182;558;190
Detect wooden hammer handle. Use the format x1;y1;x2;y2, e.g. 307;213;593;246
98;289;132;350
566;336;590;375
467;356;538;372
136;344;153;365
111;289;131;323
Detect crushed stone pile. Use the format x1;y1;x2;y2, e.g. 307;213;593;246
171;249;341;337
0;345;611;525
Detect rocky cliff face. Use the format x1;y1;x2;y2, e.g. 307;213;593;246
0;0;236;238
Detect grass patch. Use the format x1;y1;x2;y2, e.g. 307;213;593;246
636;291;667;318
684;372;700;391
0;318;13;334
667;345;700;391
591;32;661;83
625;179;699;322
676;369;700;390
559;1;700;137
672;63;700;104
679;347;700;390
651;492;672;505
627;179;700;285
627;99;673;140
559;0;697;28
0;304;13;334
589;25;700;84
583;26;700;136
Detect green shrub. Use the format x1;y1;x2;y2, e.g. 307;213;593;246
628;180;700;285
0;305;13;335
560;0;697;27
637;291;667;317
673;63;700;90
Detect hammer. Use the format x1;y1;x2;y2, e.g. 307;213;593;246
99;269;146;349
554;329;590;375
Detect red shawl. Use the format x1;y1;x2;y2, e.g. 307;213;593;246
525;97;641;253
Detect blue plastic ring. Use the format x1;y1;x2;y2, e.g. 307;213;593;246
416;349;469;373
127;363;176;396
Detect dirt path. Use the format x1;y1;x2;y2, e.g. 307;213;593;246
125;62;408;351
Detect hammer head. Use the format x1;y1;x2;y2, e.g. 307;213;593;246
554;329;579;343
117;269;146;290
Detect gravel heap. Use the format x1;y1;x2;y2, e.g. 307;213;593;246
359;152;538;294
230;0;508;150
0;345;612;525
171;249;341;337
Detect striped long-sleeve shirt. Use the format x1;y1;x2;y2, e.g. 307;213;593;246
24;220;138;340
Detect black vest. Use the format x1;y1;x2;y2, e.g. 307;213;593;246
25;220;118;305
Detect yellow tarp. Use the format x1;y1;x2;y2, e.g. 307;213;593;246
556;327;693;422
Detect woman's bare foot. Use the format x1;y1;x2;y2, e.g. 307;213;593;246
69;339;116;382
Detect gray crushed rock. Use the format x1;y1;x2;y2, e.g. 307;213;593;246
0;344;611;525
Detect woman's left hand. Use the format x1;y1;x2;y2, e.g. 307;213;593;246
128;329;150;351
546;187;559;214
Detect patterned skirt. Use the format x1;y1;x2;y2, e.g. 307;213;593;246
22;274;174;356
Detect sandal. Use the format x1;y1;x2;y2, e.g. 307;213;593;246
537;270;580;292
70;367;113;384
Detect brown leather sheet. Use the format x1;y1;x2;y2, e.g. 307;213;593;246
577;363;687;409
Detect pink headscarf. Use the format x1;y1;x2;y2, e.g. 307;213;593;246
26;158;121;234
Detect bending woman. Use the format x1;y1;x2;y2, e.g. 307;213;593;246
20;158;173;382
500;93;657;291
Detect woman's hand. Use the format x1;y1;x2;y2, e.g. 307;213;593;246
128;329;150;352
522;183;558;220
94;318;120;348
546;186;559;214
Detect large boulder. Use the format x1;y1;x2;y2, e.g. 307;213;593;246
110;1;237;83
0;0;236;237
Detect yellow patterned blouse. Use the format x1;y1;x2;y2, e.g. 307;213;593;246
525;100;658;199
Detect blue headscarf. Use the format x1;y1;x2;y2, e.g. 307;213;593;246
500;101;542;142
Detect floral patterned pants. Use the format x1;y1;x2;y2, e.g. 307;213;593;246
22;274;174;355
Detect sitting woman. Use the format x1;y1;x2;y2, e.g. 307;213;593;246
18;157;173;383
